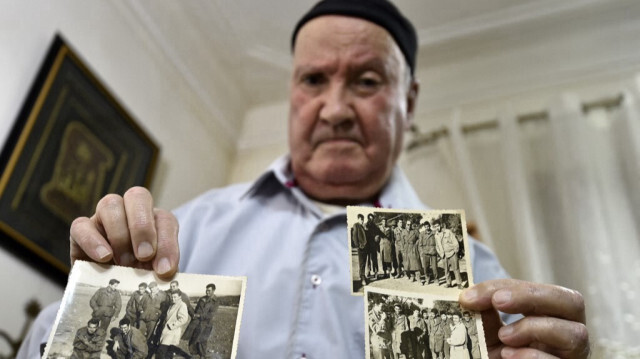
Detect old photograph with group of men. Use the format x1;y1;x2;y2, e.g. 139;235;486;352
365;286;488;359
42;261;246;359
348;208;472;295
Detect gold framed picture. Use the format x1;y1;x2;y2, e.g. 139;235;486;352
0;34;159;280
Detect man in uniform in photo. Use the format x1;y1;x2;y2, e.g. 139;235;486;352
462;312;480;359
391;304;411;359
417;221;438;285
156;291;189;359
352;213;368;286
434;221;463;289
421;309;433;359
183;283;219;359
393;219;406;278
71;318;105;359
383;218;399;277
113;318;148;359
90;278;122;333
403;219;422;282
368;300;392;359
377;218;394;278
430;310;445;359
446;312;469;359
409;308;426;359
125;282;151;337
364;213;380;278
142;281;168;345
441;312;453;359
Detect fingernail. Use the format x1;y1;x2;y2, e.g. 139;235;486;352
157;257;171;274
462;288;478;301
120;252;134;266
95;246;111;260
501;347;516;358
494;289;512;305
499;324;514;339
137;242;154;258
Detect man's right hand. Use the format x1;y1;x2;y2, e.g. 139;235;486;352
69;187;180;278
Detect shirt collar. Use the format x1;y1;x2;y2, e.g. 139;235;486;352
241;154;426;215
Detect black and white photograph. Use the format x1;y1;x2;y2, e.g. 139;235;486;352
42;261;246;359
364;286;488;359
348;207;473;295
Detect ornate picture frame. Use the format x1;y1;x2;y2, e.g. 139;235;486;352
0;34;159;280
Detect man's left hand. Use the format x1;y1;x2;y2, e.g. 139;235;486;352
460;279;590;358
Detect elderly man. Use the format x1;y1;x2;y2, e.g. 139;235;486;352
19;0;589;358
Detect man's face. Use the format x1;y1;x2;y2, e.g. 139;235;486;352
120;324;130;335
206;287;214;297
397;220;403;228
170;282;178;291
463;313;471;322
150;286;158;294
434;223;441;233
138;286;146;294
109;283;118;290
406;220;411;229
413;310;420;317
171;293;181;304
87;323;98;335
394;306;401;314
289;16;418;204
441;313;447;321
453;315;460;324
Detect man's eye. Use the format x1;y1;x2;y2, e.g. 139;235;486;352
301;74;325;86
357;77;380;87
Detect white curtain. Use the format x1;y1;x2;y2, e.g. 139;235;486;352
403;82;640;357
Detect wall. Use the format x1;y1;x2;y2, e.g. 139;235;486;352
0;1;240;354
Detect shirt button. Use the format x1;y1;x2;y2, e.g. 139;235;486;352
310;274;322;287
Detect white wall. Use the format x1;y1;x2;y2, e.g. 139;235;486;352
0;1;240;353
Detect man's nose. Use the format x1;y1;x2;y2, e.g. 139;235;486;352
318;83;355;128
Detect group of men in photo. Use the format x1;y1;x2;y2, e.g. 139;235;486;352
352;213;465;289
71;279;218;359
368;299;480;359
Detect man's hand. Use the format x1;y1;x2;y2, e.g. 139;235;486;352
460;279;590;359
70;187;179;278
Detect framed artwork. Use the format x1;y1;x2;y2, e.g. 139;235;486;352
0;34;159;279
